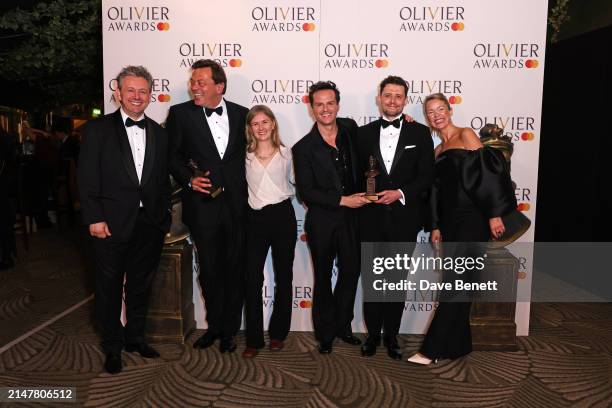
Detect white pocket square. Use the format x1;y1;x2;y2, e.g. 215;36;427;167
404;145;416;149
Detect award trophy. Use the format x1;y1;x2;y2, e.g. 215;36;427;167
364;155;380;201
187;159;223;198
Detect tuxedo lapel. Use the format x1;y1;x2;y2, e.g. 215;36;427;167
371;120;389;177
140;117;156;187
113;111;139;186
187;102;220;159
224;100;238;160
389;120;410;175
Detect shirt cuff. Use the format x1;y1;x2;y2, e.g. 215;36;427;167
398;189;405;205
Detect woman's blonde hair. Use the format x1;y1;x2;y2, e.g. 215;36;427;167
245;104;283;153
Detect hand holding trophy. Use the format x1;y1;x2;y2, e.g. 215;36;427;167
187;159;223;198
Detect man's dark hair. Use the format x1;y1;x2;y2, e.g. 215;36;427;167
379;75;408;97
191;59;228;94
308;81;340;107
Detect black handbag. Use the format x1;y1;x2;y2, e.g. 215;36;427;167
489;209;531;248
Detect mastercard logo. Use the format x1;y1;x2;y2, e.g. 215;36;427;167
157;94;171;102
301;95;310;104
156;22;170;31
525;59;539;68
451;22;465;31
448;95;462;104
299;233;308;242
229;59;243;68
375;59;389;68
302;22;316;31
521;132;535;141
299;300;312;308
517;203;530;211
518;272;527;279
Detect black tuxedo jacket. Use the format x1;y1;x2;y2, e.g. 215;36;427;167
166;99;248;228
77;110;171;243
292;117;359;224
356;118;434;238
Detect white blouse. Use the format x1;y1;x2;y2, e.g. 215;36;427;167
246;145;295;210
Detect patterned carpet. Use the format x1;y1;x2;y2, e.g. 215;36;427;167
0;226;92;348
1;228;611;407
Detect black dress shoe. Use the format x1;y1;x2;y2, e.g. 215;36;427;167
193;332;218;349
318;341;333;354
219;337;237;353
361;337;380;357
383;337;402;360
125;343;160;358
338;334;362;345
104;352;122;374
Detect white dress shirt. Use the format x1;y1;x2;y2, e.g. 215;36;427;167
120;109;146;206
379;114;405;205
205;99;230;158
246;145;295;210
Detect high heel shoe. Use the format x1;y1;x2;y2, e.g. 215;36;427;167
406;353;438;366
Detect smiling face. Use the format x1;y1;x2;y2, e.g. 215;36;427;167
425;98;453;130
249;112;275;144
380;83;407;118
115;75;151;119
190;67;224;108
311;89;339;127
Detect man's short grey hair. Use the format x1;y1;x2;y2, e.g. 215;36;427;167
116;65;154;91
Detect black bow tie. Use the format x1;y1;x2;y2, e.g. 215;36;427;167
381;118;401;129
205;106;223;117
125;117;146;129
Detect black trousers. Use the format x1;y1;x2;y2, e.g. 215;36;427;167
244;199;296;348
306;210;360;343
91;210;164;354
191;198;245;338
361;209;418;341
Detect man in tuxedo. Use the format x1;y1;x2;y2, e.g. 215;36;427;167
357;75;434;359
293;81;370;354
166;59;248;353
78;66;171;374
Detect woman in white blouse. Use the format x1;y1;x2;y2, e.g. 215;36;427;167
242;105;297;358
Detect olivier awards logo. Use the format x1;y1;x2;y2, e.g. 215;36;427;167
108;78;171;104
470;115;537;143
293;286;313;309
473;43;541;69
399;5;465;32
250;6;317;32
323;43;390;69
514;186;532;213
178;43;243;68
405;79;463;105
250;79;315;104
106;6;170;32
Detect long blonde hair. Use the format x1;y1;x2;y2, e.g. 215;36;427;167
245;104;283;153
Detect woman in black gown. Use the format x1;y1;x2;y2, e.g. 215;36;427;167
407;93;516;365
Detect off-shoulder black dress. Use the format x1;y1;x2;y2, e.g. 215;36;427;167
420;147;516;359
